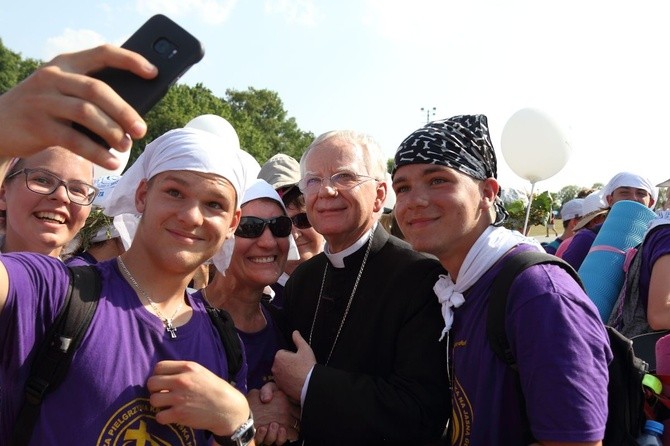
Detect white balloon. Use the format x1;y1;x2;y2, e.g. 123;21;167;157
185;114;239;143
185;114;259;190
501;108;571;183
93;147;132;179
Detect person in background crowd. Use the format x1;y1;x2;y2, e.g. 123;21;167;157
267;130;450;445
64;175;127;265
561;172;657;270
543;198;583;255
544;198;584;254
258;153;324;308
391;114;610;445
555;190;607;260
609;175;670;337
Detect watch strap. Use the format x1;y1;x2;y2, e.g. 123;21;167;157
211;412;255;446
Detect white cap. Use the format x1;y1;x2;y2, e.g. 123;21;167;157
559;198;584;221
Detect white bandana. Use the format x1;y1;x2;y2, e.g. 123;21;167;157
434;226;543;340
101;127;248;272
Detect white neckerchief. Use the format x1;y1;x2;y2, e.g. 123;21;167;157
434;226;543;340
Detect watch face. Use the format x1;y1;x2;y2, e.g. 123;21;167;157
230;420;256;445
239;425;256;444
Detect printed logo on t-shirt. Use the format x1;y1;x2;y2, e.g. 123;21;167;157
97;398;196;445
451;376;473;446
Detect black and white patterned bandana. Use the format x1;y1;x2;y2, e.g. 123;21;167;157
393;114;508;225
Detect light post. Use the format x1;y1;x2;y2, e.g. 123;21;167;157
421;106;436;124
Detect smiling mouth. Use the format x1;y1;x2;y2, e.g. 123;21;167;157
250;256;275;264
35;211;65;224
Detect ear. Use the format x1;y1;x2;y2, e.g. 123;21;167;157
606;194;614;207
135;179;149;214
481;178;499;207
226;208;242;239
372;181;387;214
0;182;8;212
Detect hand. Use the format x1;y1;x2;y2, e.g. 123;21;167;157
272;330;317;402
146;360;250;437
0;44;157;170
248;382;301;445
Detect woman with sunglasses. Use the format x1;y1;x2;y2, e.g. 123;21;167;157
198;180;295;387
0;146;96;257
258;153;325;308
195;179;301;443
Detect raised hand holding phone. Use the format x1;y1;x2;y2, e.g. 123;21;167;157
73;14;205;150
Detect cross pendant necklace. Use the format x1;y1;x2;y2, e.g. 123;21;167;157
117;257;184;339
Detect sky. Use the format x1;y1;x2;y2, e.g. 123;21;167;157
2;0;670;195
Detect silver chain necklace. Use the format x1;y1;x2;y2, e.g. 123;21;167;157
308;228;375;365
117;257;185;339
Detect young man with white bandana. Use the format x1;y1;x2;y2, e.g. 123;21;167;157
391;114;611;446
0;127;262;445
561;171;658;270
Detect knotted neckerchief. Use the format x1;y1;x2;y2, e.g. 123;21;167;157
434;226;543;340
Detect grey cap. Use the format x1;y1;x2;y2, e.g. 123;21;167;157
258;153;301;191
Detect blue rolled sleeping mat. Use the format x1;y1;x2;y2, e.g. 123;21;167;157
578;200;657;322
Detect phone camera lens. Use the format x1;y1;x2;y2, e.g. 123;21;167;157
153;38;178;59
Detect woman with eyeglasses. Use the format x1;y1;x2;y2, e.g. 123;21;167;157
0;146;96;257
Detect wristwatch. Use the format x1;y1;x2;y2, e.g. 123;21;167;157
211;412;256;446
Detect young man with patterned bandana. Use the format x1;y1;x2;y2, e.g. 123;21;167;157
391;114;611;446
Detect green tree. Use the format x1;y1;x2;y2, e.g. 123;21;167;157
503;191;554;234
226;87;313;162
130;83;232;167
0;39;41;94
556;185;581;206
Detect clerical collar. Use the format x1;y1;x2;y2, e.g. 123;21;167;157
324;223;377;269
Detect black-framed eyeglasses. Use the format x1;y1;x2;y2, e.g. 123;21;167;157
290;212;311;229
298;172;377;195
235;216;293;239
5;168;98;206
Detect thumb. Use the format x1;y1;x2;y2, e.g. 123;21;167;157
292;330;309;350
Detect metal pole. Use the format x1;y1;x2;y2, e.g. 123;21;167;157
421;107;436;124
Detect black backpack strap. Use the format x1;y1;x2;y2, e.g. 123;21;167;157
11;265;101;446
205;304;244;384
487;250;583;370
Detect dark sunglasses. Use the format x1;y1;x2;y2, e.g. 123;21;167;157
290;212;311;229
235;216;293;239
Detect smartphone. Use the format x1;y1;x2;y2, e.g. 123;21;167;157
74;14;205;147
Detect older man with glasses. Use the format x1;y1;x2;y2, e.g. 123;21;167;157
261;130;450;446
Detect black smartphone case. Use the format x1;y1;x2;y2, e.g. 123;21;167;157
75;14;205;146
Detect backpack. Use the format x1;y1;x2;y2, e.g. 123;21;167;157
11;264;244;446
487;250;648;445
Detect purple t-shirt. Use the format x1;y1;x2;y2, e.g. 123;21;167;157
561;225;600;270
237;304;286;390
639;225;670;309
0;253;245;446
450;245;611;445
